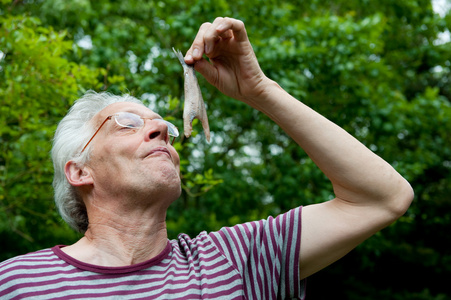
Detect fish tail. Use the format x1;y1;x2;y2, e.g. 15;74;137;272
200;117;211;143
172;48;187;67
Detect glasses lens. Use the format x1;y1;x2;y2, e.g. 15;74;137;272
155;119;179;138
115;112;179;138
115;112;143;128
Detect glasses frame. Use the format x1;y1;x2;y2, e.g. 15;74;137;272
80;113;178;153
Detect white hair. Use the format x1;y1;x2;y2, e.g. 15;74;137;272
51;91;144;232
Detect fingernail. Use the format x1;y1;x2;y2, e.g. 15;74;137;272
193;48;200;58
185;54;193;61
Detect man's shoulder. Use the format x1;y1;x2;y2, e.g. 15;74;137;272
0;247;57;273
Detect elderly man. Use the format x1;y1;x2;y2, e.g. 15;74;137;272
0;17;413;299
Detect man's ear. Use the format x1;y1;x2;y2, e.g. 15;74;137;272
64;161;94;187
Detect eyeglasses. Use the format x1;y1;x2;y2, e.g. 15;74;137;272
81;112;179;153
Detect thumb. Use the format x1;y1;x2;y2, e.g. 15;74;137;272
194;58;220;88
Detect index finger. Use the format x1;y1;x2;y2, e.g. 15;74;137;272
185;17;248;64
184;22;212;64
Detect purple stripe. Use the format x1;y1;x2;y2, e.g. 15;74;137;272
266;213;278;298
293;207;302;296
269;229;278;297
262;220;273;298
248;221;260;299
222;227;243;268
229;226;249;269
0;262;66;280
0;256;61;274
282;210;291;294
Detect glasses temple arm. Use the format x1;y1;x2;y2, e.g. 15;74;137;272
80;116;112;153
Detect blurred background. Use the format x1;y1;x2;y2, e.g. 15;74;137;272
1;0;450;298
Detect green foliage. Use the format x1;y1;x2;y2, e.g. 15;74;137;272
1;0;450;298
0;14;99;257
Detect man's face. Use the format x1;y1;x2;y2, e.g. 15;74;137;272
84;102;181;205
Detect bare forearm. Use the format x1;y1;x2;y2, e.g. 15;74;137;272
250;79;412;211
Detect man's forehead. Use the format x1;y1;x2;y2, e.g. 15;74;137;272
96;102;162;120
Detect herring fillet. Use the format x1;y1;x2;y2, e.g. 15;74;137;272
172;48;211;143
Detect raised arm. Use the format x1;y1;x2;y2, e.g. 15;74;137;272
185;17;414;279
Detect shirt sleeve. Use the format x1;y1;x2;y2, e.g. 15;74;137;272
208;206;305;299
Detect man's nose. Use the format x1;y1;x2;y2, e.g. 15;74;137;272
144;119;170;143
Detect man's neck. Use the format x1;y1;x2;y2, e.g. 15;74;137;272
62;211;169;267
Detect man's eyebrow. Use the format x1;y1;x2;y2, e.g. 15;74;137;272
123;108;163;119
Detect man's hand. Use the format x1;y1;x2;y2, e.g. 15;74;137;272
184;17;269;106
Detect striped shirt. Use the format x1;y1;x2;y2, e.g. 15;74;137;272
0;207;305;299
